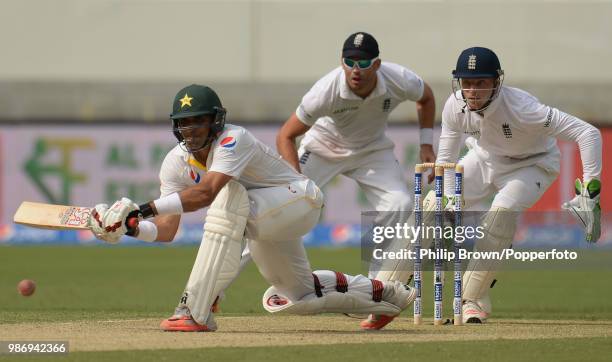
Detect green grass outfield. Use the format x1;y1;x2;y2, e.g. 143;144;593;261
1;246;611;361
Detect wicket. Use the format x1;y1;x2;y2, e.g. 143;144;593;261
413;163;463;326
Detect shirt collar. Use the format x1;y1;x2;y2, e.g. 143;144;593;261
481;86;504;116
339;67;387;101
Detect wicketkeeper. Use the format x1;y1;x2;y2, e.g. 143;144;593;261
435;47;602;323
88;84;417;331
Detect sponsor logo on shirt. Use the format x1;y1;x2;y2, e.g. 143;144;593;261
332;106;359;114
299;150;311;165
189;168;201;183
220;136;237;148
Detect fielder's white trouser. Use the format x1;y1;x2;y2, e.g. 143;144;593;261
298;146;412;215
458;149;558;306
299;146;413;279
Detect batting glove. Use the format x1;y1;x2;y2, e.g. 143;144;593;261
89;198;139;243
562;179;601;243
89;203;120;243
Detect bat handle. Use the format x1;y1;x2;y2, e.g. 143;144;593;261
127;217;139;229
125;210;140;236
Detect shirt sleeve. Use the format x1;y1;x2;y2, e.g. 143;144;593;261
398;67;425;102
159;151;188;197
436;97;463;164
208;129;256;178
535;107;602;181
295;80;331;126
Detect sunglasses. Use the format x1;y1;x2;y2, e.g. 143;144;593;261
342;57;378;70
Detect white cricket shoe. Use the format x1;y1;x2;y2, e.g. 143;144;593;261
462;300;489;324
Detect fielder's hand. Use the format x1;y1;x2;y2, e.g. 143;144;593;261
562;179;601;243
88;198;139;243
420;145;437;184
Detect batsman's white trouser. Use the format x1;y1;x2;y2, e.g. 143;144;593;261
299;146;413;279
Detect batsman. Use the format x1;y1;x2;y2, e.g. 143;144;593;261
436;47;602;323
87;84;417;331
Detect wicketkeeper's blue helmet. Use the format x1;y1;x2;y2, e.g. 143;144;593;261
453;47;503;79
452;47;504;112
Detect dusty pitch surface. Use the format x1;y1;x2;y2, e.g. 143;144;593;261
1;316;611;352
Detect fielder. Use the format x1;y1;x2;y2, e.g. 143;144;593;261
88;84;417;331
436;47;602;323
275;32;436;330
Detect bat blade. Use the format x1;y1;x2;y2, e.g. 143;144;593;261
13;201;92;230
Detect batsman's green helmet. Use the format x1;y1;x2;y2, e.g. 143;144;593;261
170;84;224;120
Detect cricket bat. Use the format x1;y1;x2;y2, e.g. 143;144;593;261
13;201;92;230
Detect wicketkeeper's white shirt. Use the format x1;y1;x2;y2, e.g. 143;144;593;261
296;62;425;158
437;86;602;182
159;124;306;196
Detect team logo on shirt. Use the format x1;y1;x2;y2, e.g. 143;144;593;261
382;98;391;112
502;123;513;138
189;168;201;183
220;136;237;148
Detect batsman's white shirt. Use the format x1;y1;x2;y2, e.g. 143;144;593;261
159;124;306;196
159;124;327;304
296;62;424;158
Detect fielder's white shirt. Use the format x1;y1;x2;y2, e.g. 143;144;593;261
296;62;425;158
159;124;306;196
437;86;602;181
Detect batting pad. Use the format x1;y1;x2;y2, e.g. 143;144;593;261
463;206;516;301
261;285;401;316
184;181;250;325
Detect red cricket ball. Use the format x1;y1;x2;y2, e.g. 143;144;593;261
17;279;36;297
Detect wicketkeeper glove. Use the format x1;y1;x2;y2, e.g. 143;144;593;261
88;198;139;243
562;179;601;243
